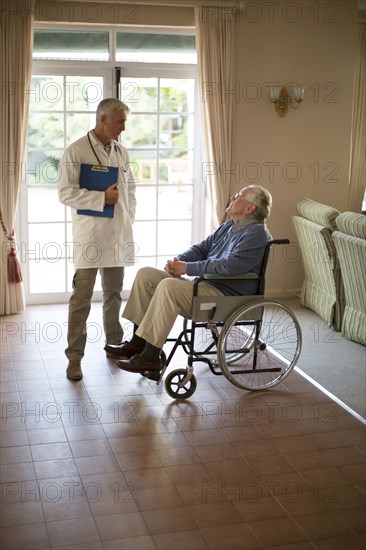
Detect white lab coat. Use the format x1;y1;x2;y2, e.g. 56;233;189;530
58;132;136;269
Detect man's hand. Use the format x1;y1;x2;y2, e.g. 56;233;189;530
164;257;187;277
105;183;119;205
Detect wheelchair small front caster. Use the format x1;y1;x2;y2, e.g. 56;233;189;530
164;369;197;399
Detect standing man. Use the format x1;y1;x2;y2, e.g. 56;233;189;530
58;98;136;380
105;185;272;374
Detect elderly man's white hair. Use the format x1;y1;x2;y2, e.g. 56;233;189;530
245;185;272;222
96;98;130;120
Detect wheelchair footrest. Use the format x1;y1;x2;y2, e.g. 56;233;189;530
141;370;161;382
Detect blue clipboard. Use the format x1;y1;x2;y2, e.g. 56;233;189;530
77;164;118;218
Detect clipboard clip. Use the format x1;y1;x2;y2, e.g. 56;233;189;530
91;165;109;172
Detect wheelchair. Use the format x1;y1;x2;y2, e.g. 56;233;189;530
142;239;302;400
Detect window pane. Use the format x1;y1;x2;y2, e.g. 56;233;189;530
66;222;73;244
129;152;157;185
160;79;194;112
30;75;64;111
28;113;64;149
27;150;62;186
157;186;192;220
28;187;65;223
116;32;196;64
66;113;95;145
123;114;157;148
157;221;192;255
133;221;157;257
121;77;158;112
33;30;109;61
29;260;66;293
28;224;66;260
159;115;193;148
65;76;103;111
135;186;157;221
159;151;193;185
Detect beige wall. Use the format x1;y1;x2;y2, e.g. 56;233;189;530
34;0;358;295
231;0;358;294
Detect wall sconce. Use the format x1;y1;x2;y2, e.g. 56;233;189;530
270;84;304;117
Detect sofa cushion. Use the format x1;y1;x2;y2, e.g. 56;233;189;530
335;212;366;239
296;198;340;230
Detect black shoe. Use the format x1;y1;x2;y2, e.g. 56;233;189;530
116;354;162;373
104;341;143;358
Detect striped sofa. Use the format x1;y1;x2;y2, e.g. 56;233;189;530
332;212;366;345
292;198;345;329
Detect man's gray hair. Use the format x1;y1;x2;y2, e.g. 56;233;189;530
96;98;130;120
245;185;272;222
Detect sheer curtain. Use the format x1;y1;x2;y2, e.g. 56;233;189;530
348;22;366;213
195;6;236;226
0;1;34;314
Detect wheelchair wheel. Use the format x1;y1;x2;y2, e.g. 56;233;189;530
217;300;301;391
164;369;197;399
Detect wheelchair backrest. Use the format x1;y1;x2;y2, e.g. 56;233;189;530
256;239;289;295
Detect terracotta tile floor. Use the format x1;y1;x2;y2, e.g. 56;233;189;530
0;304;365;549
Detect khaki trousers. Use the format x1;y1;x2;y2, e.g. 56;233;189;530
66;267;124;360
122;266;224;349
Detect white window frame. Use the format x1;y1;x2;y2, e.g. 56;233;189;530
21;24;204;305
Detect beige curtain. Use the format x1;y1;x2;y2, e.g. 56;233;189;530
0;1;34;314
195;6;236;226
348;22;366;213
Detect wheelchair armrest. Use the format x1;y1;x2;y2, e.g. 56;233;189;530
201;273;259;280
193;273;259;296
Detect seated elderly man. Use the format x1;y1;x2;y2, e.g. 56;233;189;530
105;184;272;373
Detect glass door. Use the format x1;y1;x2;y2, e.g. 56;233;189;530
119;72;199;291
21;65;201;304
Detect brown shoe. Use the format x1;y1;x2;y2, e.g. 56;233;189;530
104;341;143;358
66;360;83;380
116;354;162;373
